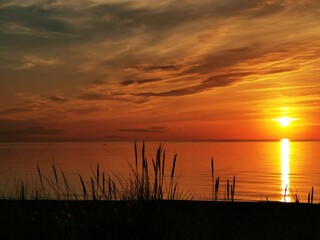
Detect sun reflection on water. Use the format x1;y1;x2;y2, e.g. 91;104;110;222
281;138;291;202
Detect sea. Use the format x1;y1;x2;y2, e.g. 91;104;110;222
0;140;319;202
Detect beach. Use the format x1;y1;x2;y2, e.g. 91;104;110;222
2;200;320;240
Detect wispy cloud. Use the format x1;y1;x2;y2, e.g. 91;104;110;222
120;78;163;86
132;72;254;97
0;119;64;141
119;126;168;133
46;95;70;103
0;107;29;114
131;64;182;72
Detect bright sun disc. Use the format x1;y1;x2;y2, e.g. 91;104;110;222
278;116;291;127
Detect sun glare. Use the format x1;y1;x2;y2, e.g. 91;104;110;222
278;116;291;127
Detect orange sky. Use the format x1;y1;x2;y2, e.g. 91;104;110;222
1;0;320;141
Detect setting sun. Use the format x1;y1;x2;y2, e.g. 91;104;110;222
278;117;291;127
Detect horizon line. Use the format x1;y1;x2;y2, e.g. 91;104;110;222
1;139;320;143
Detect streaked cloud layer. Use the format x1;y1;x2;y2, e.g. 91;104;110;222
1;0;320;141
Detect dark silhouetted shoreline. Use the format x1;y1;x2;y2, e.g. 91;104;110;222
1;200;320;240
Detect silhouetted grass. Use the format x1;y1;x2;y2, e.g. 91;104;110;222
0;141;318;204
308;186;314;204
2;142;182;201
211;158;236;202
119;142;179;201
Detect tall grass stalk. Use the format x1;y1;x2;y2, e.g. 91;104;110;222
61;170;69;200
211;158;214;201
102;172;105;197
37;164;45;195
91;177;96;200
211;158;235;202
308;187;314;204
168;154;177;200
211;158;220;201
122;142;179;200
215;177;220;201
227;179;230;201
225;177;236;201
79;174;87;200
231;176;236;202
52;164;60;199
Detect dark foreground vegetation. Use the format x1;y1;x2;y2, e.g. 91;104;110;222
1;200;320;240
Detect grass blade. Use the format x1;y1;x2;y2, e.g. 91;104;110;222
232;176;236;202
37;164;45;195
215;177;220;201
79;174;87;200
211;158;214;201
91;177;96;200
52;164;59;199
61;170;69;199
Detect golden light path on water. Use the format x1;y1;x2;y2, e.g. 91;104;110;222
281;138;291;202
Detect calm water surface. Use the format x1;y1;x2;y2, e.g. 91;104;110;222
0;140;319;202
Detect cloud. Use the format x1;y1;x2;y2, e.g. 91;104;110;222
133;72;253;97
77;88;149;104
120;80;135;86
69;106;101;115
131;64;182;72
120;78;163;86
0;126;64;135
122;43;308;98
127;41;318;98
263;67;297;75
46;95;70;103
77;92;129;102
0;107;29;114
184;46;262;75
0;0;290;50
90;79;105;86
1;0;317;76
0;119;64;141
118;126;168;133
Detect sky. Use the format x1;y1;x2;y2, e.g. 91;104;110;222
1;0;320;141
